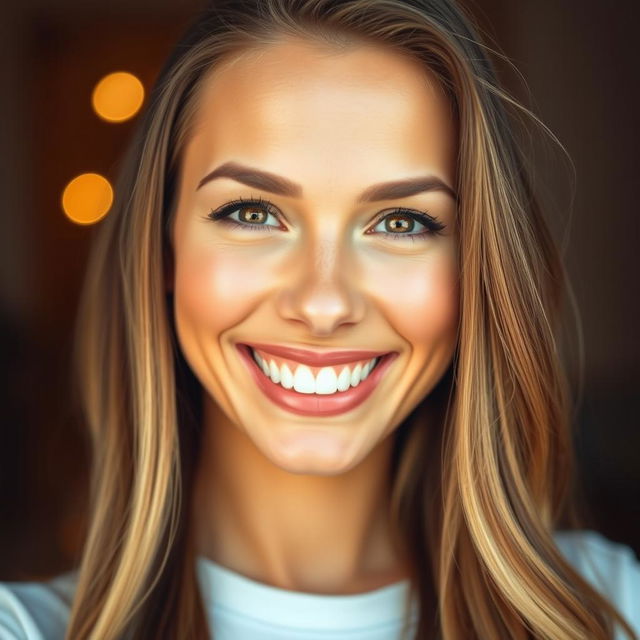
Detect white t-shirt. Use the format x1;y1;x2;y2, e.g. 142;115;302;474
0;530;638;639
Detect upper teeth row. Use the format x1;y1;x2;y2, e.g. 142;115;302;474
251;348;380;394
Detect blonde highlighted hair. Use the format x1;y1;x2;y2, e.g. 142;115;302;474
65;0;637;638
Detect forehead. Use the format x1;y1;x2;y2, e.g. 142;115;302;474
183;38;457;187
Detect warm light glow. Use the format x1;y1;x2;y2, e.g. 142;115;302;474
91;71;145;123
62;173;113;225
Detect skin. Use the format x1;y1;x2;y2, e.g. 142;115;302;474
169;37;459;594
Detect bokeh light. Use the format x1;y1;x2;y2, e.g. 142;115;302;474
61;173;113;225
91;71;144;123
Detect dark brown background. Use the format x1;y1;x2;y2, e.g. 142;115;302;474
1;0;638;580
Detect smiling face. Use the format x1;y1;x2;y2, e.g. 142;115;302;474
170;37;459;474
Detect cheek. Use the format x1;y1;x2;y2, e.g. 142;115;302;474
371;249;459;348
174;241;273;333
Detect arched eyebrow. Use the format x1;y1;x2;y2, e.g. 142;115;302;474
196;161;458;202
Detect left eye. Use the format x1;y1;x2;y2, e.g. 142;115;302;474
206;197;446;241
367;209;445;240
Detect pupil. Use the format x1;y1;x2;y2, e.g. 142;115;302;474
388;216;411;232
243;208;264;223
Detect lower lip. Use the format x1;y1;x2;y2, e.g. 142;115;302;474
236;344;398;417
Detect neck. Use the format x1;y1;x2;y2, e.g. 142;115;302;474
191;393;410;594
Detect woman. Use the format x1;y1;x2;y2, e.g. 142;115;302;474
1;0;638;638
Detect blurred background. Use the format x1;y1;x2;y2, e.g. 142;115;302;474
0;0;638;580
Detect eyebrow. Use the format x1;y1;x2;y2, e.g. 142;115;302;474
196;161;458;202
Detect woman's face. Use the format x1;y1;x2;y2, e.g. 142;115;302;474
170;38;459;473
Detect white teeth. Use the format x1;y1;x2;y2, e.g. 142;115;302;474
251;348;380;394
336;366;352;392
315;366;338;395
350;363;362;387
268;359;280;383
280;362;294;389
293;365;315;394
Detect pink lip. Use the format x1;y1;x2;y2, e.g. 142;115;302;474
240;342;392;367
236;344;398;417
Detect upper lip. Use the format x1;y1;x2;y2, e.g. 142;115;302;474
240;342;392;367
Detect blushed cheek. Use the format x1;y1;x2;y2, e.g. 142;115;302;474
375;252;459;352
174;241;274;335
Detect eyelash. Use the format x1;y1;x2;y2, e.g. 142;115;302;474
205;196;445;242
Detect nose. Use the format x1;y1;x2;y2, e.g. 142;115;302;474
275;236;366;336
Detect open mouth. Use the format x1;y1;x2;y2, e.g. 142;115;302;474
236;344;397;417
247;345;386;394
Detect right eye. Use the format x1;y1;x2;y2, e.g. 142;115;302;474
206;197;282;232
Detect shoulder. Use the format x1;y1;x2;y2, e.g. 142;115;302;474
553;529;640;635
0;536;637;639
0;571;77;640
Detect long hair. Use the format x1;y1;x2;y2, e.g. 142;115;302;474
65;0;638;638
